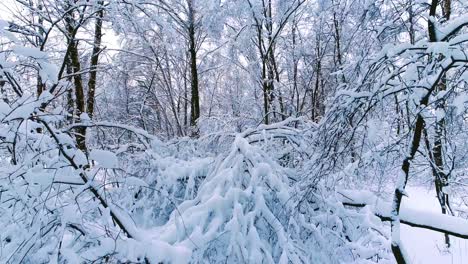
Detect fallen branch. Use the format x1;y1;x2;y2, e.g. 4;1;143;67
338;190;468;240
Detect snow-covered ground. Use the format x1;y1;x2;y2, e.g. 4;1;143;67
402;186;468;264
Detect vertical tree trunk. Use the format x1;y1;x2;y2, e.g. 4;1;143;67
430;0;452;247
408;0;415;45
184;62;188;128
262;60;270;124
442;0;451;21
86;1;104;120
333;11;342;67
188;0;200;132
333;8;346;85
65;10;87;154
391;91;432;264
291;20;300;115
36;2;45;98
312;38;321;122
65;57;74;124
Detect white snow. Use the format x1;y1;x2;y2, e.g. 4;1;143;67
401;186;468;264
436;14;468;41
12;46;48;59
339;187;468;263
452;94;467;115
126;176;149;187
79;113;91;122
89;149;119;168
0;101;11;117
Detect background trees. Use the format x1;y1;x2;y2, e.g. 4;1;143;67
0;0;467;263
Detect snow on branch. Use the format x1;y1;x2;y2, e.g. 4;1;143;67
66;121;162;149
338;190;468;239
436;14;468;41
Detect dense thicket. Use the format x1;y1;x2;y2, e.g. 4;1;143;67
0;0;467;263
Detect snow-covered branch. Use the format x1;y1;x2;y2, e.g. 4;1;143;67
338;190;468;240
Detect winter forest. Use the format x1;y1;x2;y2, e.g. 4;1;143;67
0;0;468;263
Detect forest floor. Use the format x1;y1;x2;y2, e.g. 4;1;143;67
402;186;468;264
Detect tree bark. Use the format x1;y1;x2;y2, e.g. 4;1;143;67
188;0;200;132
65;8;87;154
430;0;452;247
86;2;104;120
391;93;429;264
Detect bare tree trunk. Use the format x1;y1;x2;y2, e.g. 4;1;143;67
442;0;451;21
312;38;321;122
291;20;300;115
86;1;104;120
184;61;188;128
36;2;45;98
430;0;452;247
188;0;200;133
262;60;269;124
65;57;74;124
66;9;87;154
391;91;431;264
408;0;415;45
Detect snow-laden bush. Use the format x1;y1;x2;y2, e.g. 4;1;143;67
149;135;305;263
109;121;391;263
0;99;393;263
